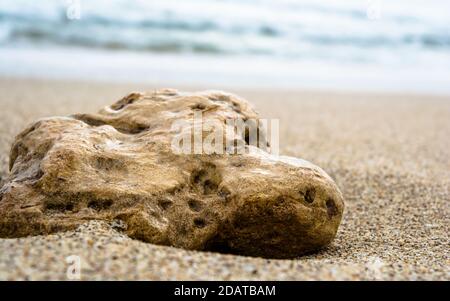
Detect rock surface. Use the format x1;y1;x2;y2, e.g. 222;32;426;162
0;90;344;258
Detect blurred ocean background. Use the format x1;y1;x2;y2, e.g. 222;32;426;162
1;0;450;93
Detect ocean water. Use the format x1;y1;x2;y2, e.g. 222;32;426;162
1;0;450;93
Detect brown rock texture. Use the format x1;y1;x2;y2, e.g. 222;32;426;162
0;90;344;258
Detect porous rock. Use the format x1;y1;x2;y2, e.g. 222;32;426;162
0;90;344;258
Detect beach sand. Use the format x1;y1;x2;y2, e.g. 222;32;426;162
0;77;448;280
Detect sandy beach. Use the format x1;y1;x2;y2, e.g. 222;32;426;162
0;77;448;280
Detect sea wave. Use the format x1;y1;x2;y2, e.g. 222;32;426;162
1;0;450;65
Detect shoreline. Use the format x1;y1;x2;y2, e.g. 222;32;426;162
2;45;450;96
3;74;450;100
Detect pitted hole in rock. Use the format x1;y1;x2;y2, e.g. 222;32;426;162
326;198;338;218
231;160;245;168
193;217;207;228
127;124;150;134
190;163;222;195
188;199;204;212
304;188;316;204
191;103;206;111
87;199;113;211
158;198;173;210
110;93;141;111
192;170;206;184
35;168;44;180
95;156;126;171
45;201;74;212
203;180;218;194
231;101;242;114
217;186;232;203
73;114;150;135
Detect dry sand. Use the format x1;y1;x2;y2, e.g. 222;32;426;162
0;77;449;280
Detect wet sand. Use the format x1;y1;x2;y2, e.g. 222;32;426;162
0;77;449;280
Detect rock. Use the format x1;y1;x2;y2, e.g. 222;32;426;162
0;89;344;258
